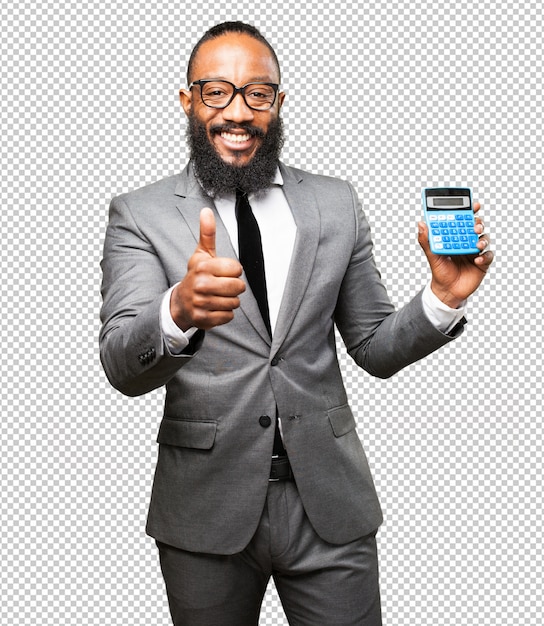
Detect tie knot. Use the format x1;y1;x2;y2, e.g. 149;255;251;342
235;188;252;221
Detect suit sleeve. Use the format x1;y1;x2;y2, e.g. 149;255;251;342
334;183;462;379
99;195;202;397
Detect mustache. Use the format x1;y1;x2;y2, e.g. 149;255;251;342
209;122;266;139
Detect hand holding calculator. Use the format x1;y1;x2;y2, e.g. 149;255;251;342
422;187;479;255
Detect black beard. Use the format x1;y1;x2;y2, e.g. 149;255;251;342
187;114;284;197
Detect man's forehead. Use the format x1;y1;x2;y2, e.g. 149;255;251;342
190;33;280;82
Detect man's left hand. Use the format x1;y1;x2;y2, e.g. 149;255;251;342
417;202;494;308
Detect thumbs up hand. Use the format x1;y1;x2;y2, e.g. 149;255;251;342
171;208;246;331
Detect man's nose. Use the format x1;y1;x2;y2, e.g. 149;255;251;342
222;91;255;122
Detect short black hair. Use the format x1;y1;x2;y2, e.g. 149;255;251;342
187;21;281;84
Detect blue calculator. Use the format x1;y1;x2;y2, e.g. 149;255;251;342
422;187;479;255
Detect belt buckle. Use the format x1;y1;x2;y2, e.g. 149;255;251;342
269;454;291;482
269;454;281;482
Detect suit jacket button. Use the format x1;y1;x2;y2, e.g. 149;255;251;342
259;415;271;428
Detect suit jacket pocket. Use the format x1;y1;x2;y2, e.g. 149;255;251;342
327;404;357;438
157;417;217;449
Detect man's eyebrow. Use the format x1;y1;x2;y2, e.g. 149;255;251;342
194;76;279;83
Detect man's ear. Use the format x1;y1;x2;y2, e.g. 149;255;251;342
179;89;192;115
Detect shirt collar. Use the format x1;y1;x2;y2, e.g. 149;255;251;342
271;167;284;186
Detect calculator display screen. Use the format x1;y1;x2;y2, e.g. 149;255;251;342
426;193;471;210
433;197;464;207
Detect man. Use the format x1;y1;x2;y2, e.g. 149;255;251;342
100;21;493;626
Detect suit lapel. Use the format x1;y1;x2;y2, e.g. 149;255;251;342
272;164;320;351
174;164;237;259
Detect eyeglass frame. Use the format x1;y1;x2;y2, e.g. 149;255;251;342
188;79;281;111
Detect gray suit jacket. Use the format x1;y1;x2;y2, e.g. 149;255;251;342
99;162;460;554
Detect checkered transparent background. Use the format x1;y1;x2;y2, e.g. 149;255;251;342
1;1;541;624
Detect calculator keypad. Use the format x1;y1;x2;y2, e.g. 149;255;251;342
428;213;479;252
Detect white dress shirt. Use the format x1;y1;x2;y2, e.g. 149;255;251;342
160;170;466;354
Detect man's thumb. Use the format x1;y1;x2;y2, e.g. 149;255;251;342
198;207;217;256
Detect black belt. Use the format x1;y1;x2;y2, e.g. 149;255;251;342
269;455;294;482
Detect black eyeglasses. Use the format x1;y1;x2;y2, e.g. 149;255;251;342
188;79;280;111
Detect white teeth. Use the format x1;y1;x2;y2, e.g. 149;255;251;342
221;132;251;143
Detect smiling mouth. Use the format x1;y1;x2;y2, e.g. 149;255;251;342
220;131;252;144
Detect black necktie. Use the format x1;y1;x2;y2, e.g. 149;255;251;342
235;189;286;456
235;189;272;337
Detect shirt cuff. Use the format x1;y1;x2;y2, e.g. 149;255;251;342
160;285;199;355
422;283;467;334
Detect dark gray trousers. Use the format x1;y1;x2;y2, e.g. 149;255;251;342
157;480;382;625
